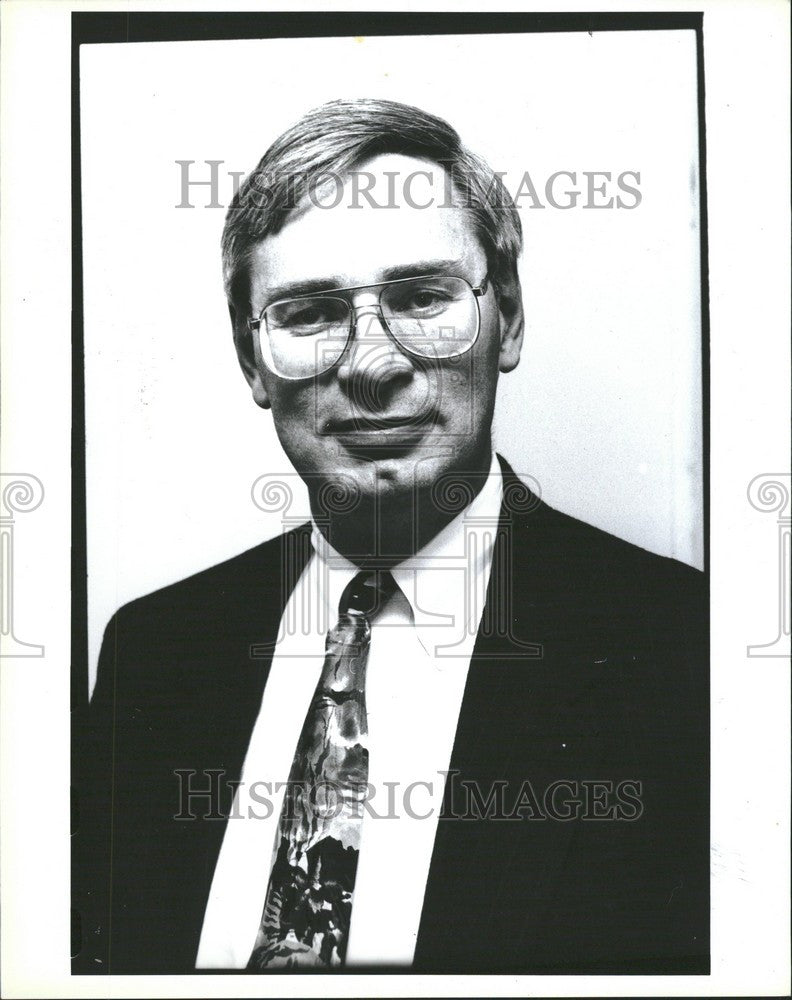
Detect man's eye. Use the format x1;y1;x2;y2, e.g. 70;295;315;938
412;291;444;308
273;299;346;332
288;305;327;326
393;287;452;314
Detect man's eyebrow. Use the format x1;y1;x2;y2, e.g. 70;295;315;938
378;259;463;282
259;259;465;307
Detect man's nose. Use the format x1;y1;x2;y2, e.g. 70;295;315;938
335;306;415;408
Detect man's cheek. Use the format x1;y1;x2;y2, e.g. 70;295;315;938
270;391;312;434
439;353;480;438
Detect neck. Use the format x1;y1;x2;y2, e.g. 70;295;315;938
310;452;496;567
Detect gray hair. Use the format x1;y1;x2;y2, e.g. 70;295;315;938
221;98;523;312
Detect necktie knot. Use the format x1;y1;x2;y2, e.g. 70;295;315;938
339;569;396;619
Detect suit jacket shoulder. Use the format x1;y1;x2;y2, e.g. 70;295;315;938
72;525;312;974
414;461;709;973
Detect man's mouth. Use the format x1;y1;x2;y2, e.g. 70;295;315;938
323;412;440;456
324;413;437;433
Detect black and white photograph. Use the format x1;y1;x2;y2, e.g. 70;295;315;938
0;3;789;998
73;13;709;975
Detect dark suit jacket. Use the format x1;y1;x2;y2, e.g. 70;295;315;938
72;458;709;974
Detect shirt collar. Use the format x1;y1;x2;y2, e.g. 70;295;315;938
310;453;503;658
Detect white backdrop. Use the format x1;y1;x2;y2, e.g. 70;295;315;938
80;29;703;691
3;3;790;999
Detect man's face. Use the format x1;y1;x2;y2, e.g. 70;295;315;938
236;153;524;519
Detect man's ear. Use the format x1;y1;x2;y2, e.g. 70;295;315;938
495;272;525;374
229;302;271;410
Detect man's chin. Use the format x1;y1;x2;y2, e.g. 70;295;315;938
307;440;490;517
306;453;418;517
338;453;420;497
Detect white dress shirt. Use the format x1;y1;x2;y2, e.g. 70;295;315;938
196;454;503;968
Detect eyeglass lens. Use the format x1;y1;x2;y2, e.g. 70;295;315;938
262;275;479;378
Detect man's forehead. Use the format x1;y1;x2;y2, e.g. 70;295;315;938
248;153;486;302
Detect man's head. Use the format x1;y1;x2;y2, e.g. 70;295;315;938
222;99;525;558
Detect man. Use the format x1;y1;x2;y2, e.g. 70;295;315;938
73;98;708;974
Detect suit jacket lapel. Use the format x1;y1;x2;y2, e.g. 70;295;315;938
414;458;581;972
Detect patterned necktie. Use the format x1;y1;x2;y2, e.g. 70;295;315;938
248;569;395;970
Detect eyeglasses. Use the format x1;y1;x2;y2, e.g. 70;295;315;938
248;273;489;380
